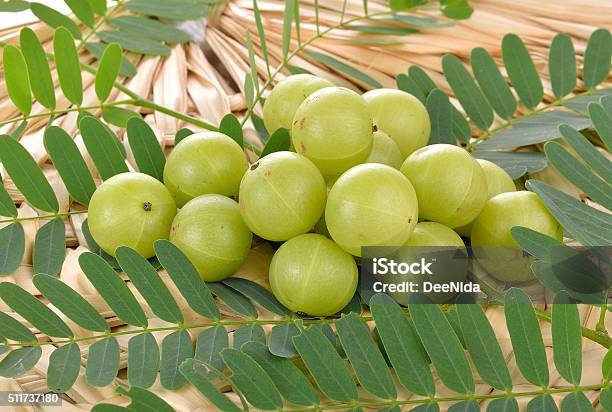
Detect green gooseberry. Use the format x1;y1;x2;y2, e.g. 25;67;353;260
269;233;358;316
326;163;419;256
88;172;177;258
455;158;516;237
365;129;403;169
362;88;430;158
169;194;252;282
471;191;563;282
163;131;248;207
400;144;487;228
291;87;373;177
239;151;326;241
263;74;334;134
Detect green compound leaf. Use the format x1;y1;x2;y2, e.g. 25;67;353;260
335;313;396;400
370;293;434;396
504;288;549;387
408;302;474;394
551;292;582;385
79;252;148;327
20;27;55;110
223;277;290;317
30;2;81;39
116;246;184;324
456;304;512;390
160;330;193;390
242;341;319;407
0;347;42;378
126;117;166;182
127;332;160;388
486;397;519;412
86;337;120;387
471;47;516;120
0;223;25;276
501;33;543;110
64;0;94;27
0;135;59;212
219;113;245;148
154;240;220;320
589;100;612;152
0;311;36;343
206;281;257;319
260;128;291;158
95;42;122;102
3;45;31;116
548;34;576;99
33;218;65;276
32;273;109;332
0;282;73;338
268;323;300;358
582;28;611;89
44;126;96;205
526;395;558;412
396;74;426;103
558;124;612;184
53;27;83;106
85;42;137;78
97;31;171;56
304;50;383;89
108;15;190;44
180;359;242;412
221;348;283;410
233;324;265;349
442;54;494;131
426;89;454;145
123;0;212;20
79;116;129;180
292;326;358;402
560;392;594;412
47;343;81;393
195;325;228;372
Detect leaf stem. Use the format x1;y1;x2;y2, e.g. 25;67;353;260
0;210;88;225
596;304;608;334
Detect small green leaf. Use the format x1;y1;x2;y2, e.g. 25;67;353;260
502;33;543;109
0;311;36;342
0;0;30;11
175;128;194;146
349;24;417;36
0;282;73;338
224;278;290;317
123;0;212;20
221;348;283;410
86;337;120;386
95;42;122;102
408;66;437;96
504;288;549;387
0;347;42;378
219;114;244;148
87;0;106;15
233;324;266;349
127;333;160;388
116;247;183;324
486;397;519;412
392;14;451;28
0;223;25;276
448;400;480;412
97;31;171;56
560;392;594;412
282;0;295;59
126;117;166;182
292;326;358;402
30;2;81;39
0;183;17;218
335;313;397;399
154;240;220;320
440;0;473;20
252;113;270;143
116;386;175;412
179;359;242;412
426;89;454;144
79;116;129;180
526;395;558;412
108;15;190;44
3;45;31;116
471;47;516;119
552;292;582;385
102;106;140;128
206;281;257;318
410;404;440;412
260;128;291;157
589;101;612;152
583;29;611;89
20;27;56;110
79;252;148;327
442;54;494;131
85;42;137;78
252;0;270;74
9;120;28;140
47;343;81;393
473;151;547;179
452;106;471;144
396;73;425;103
245;31;259;93
54;27;83;106
304;50;383;88
245;73;255;108
160;330;192;390
195;326;228;372
81;219;121;269
242;341;319;406
64;0;94;27
268;323;300;358
603;348;612;381
558;124;612;185
549;34;576;99
33;218;65;276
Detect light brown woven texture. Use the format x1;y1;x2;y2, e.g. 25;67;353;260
0;0;610;410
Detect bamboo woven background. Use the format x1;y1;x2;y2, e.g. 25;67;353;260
0;0;611;410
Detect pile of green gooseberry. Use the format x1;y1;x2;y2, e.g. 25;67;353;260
88;74;562;316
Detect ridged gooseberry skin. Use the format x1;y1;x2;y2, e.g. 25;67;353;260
291;87;373;177
88;172;177;258
263;74;334;134
239;151;326;241
471;191;563;282
325;163;419;256
365;130;403;169
169;194;252;282
269;233;358;316
163;131;248;207
400;144;488;228
404;221;465;247
362;88;430;158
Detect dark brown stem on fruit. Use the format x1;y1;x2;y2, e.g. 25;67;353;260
372;124;378;132
143;202;152;211
250;162;259;171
